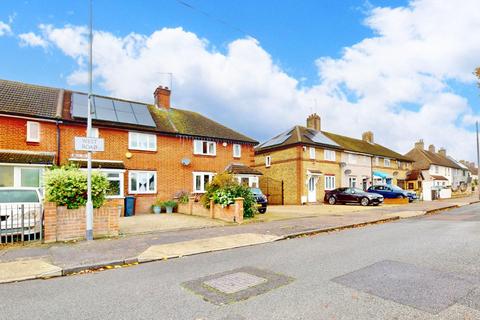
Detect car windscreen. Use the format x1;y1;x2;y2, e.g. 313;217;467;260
391;186;404;191
0;190;39;203
352;188;365;193
250;188;263;195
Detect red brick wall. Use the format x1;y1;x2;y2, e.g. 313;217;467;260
0;116;57;153
43;201;120;243
58;123;255;213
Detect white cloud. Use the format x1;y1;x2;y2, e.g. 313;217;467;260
19;0;480;161
0;21;11;36
18;32;48;48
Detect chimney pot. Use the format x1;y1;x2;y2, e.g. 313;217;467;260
362;131;374;144
414;139;424;150
154;85;171;109
438;148;446;157
428;144;436;153
306;113;321;131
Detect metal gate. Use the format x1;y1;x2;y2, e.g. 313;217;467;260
259;177;284;205
0;204;43;244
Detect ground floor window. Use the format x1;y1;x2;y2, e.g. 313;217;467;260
408;182;415;190
325;175;335;190
236;175;259;188
129;171;156;194
193;172;215;193
0;165;43;188
348;177;357;188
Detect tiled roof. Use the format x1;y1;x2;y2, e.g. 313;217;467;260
0;79;61;119
406;169;423;181
322;131;412;162
225;163;263;175
256;125;411;162
0;150;55;165
431;175;448;181
404;148;462;170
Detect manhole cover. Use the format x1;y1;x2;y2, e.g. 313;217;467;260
182;266;294;305
204;272;268;294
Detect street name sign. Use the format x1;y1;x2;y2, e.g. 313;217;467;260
74;137;105;152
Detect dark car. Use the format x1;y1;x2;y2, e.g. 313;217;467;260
324;188;384;206
250;188;268;213
367;185;417;202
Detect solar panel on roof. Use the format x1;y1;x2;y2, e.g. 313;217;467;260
70;93;156;127
305;130;339;146
258;129;292;148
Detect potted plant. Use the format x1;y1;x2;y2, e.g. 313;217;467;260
152;199;163;214
162;200;177;214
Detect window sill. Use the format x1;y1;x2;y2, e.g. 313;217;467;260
193;154;216;157
128;191;157;195
128;148;157;153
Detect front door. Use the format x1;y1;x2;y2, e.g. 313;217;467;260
307;176;316;202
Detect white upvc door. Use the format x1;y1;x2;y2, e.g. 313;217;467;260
307;176;316;203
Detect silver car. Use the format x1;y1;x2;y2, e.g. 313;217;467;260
0;188;43;239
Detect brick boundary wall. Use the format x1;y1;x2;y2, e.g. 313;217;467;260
177;196;243;223
44;199;121;243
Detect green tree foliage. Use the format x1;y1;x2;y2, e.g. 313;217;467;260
201;172;257;218
44;165;109;209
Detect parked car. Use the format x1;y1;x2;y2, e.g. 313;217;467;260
368;185;417;202
324;188;384;206
0;188;43;237
250;188;268;213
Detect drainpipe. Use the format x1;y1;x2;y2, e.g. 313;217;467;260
56;120;61;166
370;156;374;187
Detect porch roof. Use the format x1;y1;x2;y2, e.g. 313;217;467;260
431;175;448;181
0;150;55;165
70;159;126;170
225;163;262;176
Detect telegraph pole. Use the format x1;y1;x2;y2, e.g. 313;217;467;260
86;0;94;240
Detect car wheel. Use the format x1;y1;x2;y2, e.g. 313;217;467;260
360;197;369;206
258;208;266;214
328;196;336;205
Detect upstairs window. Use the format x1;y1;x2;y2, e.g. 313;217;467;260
324;149;336;161
384;158;391;167
233;144;241;158
26;121;40;142
128;132;156;151
309;147;316;160
266;156;272;167
194;140;216;156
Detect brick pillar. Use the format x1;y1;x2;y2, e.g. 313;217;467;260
43;202;58;243
209;199;215;219
188;196;195;215
234;197;244;224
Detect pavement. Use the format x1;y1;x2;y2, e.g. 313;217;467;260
2;202;480;319
0;194;478;284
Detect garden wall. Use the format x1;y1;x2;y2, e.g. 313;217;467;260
177;196;244;223
44;199;122;243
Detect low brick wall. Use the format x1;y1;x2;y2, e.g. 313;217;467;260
44;200;121;243
177;196;243;223
383;198;409;205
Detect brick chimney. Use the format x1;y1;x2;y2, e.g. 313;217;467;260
306;113;321;131
428;144;436;153
438;148;446;157
362;131;374;144
414;139;424;150
154;86;171;109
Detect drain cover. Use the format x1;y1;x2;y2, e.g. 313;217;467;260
182;266;294;305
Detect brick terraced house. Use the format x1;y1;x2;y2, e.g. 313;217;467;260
0;79;258;213
254;114;412;205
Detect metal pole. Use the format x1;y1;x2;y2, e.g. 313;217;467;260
86;0;94;240
476;121;480;200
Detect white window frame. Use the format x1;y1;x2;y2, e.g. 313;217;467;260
324;149;336;161
0;164;45;188
325;175;336;191
348;176;357;188
128;132;157;151
82;168;124;198
128;171;157;194
26;121;40;142
265;156;272;168
384;158;391;167
194;140;216;156
193;172;215;193
233;144;242;158
309;147;316;160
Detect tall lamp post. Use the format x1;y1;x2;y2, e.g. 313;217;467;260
476;121;480;200
86;0;94;240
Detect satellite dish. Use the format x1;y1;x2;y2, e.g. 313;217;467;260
181;158;191;166
344;169;352;175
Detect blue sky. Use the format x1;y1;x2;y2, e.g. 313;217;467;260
1;0;480;160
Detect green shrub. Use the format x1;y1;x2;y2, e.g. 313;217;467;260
201;172;257;218
162;200;177;208
44;165;109;209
